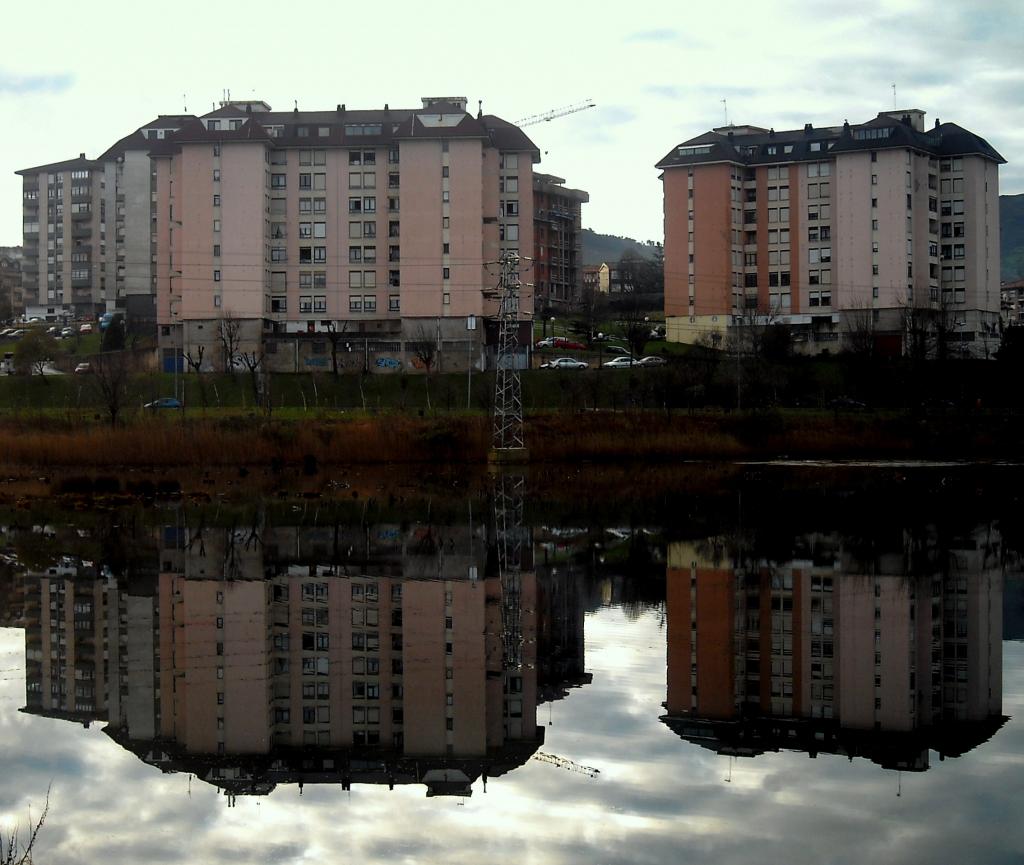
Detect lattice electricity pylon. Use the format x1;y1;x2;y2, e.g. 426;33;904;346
492;252;525;453
494;473;525;669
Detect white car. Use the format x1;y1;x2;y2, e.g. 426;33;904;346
602;356;638;369
541;357;588;370
638;355;667;366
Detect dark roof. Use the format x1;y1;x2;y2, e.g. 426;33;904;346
98;130;152;161
191;103;540;155
147;117;273;157
657;111;1006;170
16;155;100;176
480;115;541;160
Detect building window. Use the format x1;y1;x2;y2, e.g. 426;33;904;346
213;194;221;206
313;296;326;313
363;295;377;312
299;174;312;190
349;296;362;312
213;270;221;282
389;295;400;311
271;174;286;188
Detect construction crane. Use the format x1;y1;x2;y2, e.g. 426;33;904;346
515;100;596;128
532;751;601;779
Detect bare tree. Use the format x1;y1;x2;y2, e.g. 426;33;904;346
184;344;208;408
90;351;139;426
569;285;608;347
410;325;438;410
2;788;49;865
217;316;242;374
843;308;876;359
325;321;350;377
237;349;267;411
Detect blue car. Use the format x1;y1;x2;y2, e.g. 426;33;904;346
144;397;182;410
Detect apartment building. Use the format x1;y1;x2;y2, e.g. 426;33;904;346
533;173;588;312
658;110;1005;355
16;117;190;323
149;97;539;373
17;155;104;320
662;530;1005;771
0;251;23;319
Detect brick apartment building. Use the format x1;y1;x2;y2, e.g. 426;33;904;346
657;109;1004;355
532;173;588;312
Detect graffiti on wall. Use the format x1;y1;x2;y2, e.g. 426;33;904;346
375;357;401;370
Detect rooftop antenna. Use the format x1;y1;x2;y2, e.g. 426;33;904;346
721;98;729;126
892;83;897;109
183;93;187;112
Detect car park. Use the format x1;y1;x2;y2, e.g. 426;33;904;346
602;356;639;369
540;357;588;370
638;355;667;366
144;397;182;410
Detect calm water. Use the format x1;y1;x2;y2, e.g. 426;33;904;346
0;465;1022;864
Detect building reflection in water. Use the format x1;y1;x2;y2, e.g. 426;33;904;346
19;513;591;799
662;527;1006;772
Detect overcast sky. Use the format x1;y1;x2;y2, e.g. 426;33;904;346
2;610;1023;864
1;0;1022;246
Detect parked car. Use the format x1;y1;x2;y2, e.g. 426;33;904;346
74;362;91;374
534;337;556;349
637;355;667;366
0;329;13;338
603;345;629;355
144;397;182;410
602;356;639;369
61;327;74;337
6;330;24;340
540;357;589;370
79;323;93;334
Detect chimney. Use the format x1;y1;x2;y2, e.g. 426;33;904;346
769;128;775;138
79;152;85;159
384;103;389;111
337;104;342;113
934;118;940;128
803;123;813;135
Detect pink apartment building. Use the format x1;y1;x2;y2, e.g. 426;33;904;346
149;97;539;373
658;109;1005;356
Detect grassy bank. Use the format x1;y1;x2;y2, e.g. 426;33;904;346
0;409;1019;469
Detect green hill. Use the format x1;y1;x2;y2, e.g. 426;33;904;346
1002;194;1024;282
581;229;658;265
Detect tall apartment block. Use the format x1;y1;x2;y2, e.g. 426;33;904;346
150;97;539;372
532;173;589;312
16;116;189;322
657;109;1005;355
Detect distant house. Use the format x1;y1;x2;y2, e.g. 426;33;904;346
1002;278;1024;326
